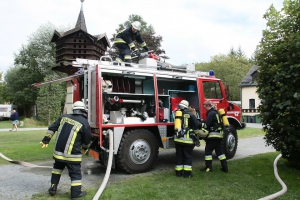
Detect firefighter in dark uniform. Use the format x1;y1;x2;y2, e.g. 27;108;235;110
200;100;228;173
174;100;202;178
114;21;149;66
40;101;92;199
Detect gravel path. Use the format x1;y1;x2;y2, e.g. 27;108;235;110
0;124;275;200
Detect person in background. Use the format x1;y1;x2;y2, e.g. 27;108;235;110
40;101;92;199
199;100;228;173
174;100;202;178
10;110;18;132
114;21;149;66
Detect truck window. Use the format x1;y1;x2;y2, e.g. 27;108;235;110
203;81;223;99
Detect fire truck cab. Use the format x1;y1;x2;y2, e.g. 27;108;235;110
35;57;245;174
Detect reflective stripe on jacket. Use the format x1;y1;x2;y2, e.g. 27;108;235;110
48;114;92;163
114;27;146;50
174;110;194;145
174;128;194;144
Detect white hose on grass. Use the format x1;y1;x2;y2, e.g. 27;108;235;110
93;129;114;200
258;154;287;200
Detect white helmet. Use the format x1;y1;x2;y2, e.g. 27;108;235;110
72;101;86;110
178;100;189;109
132;21;141;31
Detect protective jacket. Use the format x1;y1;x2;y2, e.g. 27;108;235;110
114;27;147;51
204;108;223;139
47;114;92;163
174;109;201;145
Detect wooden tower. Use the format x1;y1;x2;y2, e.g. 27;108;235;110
50;0;110;75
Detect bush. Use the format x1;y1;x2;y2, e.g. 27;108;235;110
255;1;300;169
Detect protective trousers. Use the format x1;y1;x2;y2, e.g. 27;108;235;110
115;44;132;66
51;160;83;197
175;143;194;177
204;139;228;172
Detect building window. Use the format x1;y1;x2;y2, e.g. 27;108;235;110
249;99;255;109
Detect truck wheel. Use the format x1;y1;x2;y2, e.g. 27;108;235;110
222;125;238;159
116;129;159;174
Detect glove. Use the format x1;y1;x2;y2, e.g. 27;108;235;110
81;147;88;155
134;50;141;57
40;134;52;148
143;46;149;51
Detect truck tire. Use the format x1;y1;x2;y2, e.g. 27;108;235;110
116;129;159;174
222;125;238;159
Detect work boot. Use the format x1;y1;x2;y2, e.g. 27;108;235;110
71;191;87;200
175;170;183;177
200;166;212;172
220;160;228;173
48;184;57;196
183;171;193;178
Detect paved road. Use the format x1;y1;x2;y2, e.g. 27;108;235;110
0;123;262;132
0;127;47;132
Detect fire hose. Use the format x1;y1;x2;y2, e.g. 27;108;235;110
107;96;145;105
258;154;287;200
93;129;114;200
0;152;51;168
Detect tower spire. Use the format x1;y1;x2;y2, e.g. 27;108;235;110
75;0;87;32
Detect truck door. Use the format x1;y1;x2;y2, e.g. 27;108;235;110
199;80;227;119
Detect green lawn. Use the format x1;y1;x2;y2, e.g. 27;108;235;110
3;127;297;200
31;152;299;200
0;118;47;129
238;127;264;138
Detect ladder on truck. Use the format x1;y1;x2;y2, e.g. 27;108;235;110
72;57;215;80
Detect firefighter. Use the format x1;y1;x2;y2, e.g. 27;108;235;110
40;101;92;199
200;100;228;173
174;100;202;178
114;21;149;66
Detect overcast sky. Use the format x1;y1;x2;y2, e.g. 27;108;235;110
0;0;284;76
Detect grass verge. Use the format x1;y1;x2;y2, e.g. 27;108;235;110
238;127;264;139
31;152;300;200
0;118;47;129
0;130;53;165
2;127;285;200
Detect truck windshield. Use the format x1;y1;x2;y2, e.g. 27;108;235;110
203;81;223;99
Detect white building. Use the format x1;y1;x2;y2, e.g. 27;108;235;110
239;65;261;123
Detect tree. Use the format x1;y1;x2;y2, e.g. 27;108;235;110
255;0;300;168
108;14;167;61
5;22;66;118
36;82;66;125
0;72;9;104
196;50;252;101
5;66;41;116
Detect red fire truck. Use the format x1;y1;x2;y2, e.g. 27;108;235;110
34;56;245;174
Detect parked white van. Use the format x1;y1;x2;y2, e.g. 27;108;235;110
0;104;17;120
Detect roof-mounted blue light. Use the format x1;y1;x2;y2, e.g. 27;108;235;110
209;70;215;77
